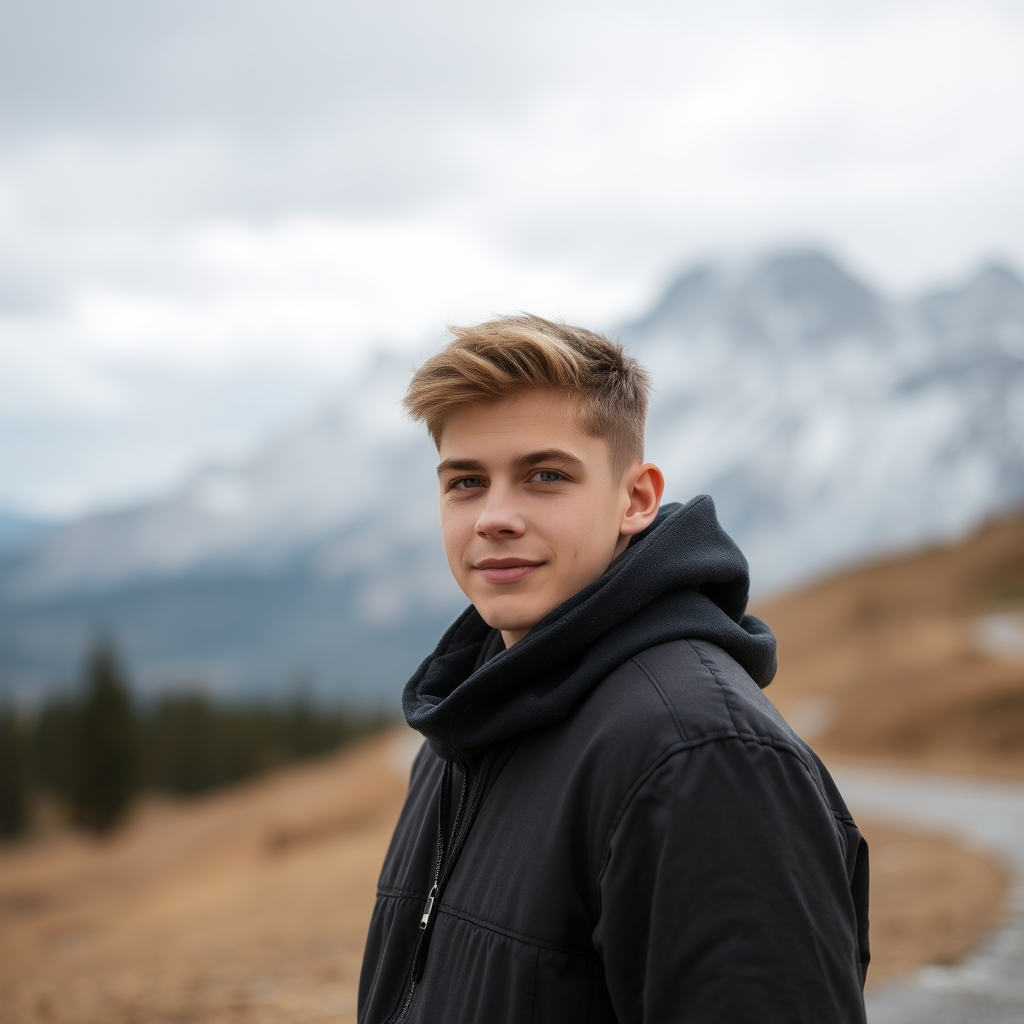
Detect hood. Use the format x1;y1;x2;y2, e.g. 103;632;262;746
403;495;776;761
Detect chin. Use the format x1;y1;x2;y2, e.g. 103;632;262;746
475;598;544;635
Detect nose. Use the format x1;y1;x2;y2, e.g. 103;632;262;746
475;481;526;539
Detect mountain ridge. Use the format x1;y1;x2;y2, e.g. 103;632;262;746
2;247;1022;703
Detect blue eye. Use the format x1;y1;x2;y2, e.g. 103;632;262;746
453;477;485;490
533;470;564;483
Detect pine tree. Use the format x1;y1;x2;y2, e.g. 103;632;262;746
31;697;77;798
71;639;138;834
0;706;30;838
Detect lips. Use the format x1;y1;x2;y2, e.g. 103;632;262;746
475;558;543;584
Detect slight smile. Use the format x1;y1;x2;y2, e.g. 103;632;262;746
475;558;544;584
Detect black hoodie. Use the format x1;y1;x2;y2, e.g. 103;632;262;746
359;497;869;1024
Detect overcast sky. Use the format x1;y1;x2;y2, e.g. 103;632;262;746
2;0;1022;517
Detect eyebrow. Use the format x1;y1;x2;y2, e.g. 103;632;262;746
436;449;584;477
511;449;584;472
436;457;486;476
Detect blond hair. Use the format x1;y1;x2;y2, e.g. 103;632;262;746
403;314;651;474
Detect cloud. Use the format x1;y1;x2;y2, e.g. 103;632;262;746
1;0;1022;514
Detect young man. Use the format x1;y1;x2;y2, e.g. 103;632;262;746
358;316;869;1023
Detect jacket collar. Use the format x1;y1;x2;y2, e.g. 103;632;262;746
403;495;776;760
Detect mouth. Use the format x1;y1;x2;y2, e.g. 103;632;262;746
474;557;544;584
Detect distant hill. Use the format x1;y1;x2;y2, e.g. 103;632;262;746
0;514;53;553
2;248;1023;704
759;505;1024;772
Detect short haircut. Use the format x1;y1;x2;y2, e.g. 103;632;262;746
403;314;651;475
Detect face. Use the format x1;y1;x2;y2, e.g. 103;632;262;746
436;390;664;647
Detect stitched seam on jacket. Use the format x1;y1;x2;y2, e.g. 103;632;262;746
435;904;603;960
377;884;426;900
371;890;601;962
684;638;742;734
629;654;686;742
684;636;848;823
595;732;820;883
363;892;421;1012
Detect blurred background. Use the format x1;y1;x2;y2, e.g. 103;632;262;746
2;1;1024;1022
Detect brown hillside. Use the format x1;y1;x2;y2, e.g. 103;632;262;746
0;731;417;1024
0;730;1009;1021
756;507;1024;775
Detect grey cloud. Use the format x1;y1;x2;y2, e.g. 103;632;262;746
0;0;564;220
0;0;552;141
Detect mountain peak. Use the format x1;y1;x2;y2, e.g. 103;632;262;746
623;264;718;337
916;260;1024;350
624;246;888;348
736;248;889;346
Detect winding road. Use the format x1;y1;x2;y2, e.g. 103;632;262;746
833;766;1024;1023
974;611;1024;664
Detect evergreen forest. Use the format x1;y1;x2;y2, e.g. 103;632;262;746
0;639;390;839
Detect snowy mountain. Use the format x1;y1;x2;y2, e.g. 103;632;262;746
0;357;463;704
2;249;1022;703
632;252;1024;586
0;515;53;553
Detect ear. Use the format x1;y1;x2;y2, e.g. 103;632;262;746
619;463;665;537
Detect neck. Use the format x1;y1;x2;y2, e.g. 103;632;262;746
500;628;527;648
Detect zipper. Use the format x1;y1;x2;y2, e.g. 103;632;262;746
387;975;417;1024
411;759;468;980
385;749;494;1023
418;885;438;929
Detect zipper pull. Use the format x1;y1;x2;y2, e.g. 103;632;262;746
419;884;438;930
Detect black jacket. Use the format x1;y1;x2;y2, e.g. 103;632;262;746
359;497;869;1024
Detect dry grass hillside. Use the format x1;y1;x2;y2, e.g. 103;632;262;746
0;731;417;1024
757;507;1024;775
0;729;1009;1022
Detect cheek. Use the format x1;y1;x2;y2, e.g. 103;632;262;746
560;496;619;572
438;505;459;557
439;504;473;570
550;508;599;570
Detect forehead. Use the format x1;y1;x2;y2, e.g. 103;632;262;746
437;391;592;458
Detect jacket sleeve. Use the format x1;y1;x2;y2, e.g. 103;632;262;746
592;737;867;1024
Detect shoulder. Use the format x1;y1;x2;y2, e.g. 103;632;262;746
588;638;802;752
631;638;799;747
590;641;857;858
568;638;830;804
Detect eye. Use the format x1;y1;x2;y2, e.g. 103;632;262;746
531;470;566;484
450;476;486;491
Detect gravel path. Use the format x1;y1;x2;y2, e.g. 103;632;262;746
833;766;1024;1023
